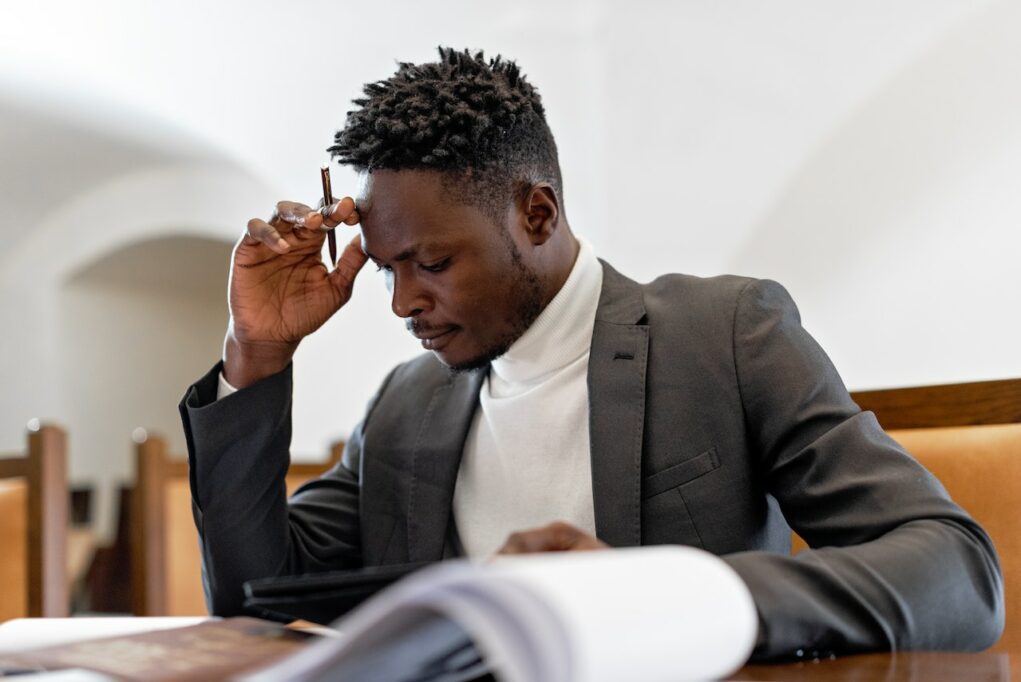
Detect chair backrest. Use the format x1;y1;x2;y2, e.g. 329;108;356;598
0;423;69;620
130;431;344;616
792;378;1021;652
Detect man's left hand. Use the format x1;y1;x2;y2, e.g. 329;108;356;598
494;521;609;555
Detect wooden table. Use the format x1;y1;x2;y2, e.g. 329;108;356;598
728;648;1019;681
3;618;1016;680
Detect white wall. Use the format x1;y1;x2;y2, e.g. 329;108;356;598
2;1;1020;536
58;238;232;537
729;0;1021;388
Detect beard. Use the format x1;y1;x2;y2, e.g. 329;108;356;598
446;236;545;375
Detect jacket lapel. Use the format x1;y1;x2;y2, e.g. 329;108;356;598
588;260;649;547
407;369;485;562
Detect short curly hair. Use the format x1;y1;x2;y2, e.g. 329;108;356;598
329;47;563;223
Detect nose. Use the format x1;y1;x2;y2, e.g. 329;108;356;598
390;274;430;318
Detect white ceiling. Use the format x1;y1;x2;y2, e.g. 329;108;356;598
0;0;993;275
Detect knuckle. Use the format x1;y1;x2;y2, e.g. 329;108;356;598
507;531;526;545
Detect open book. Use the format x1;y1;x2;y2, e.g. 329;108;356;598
243;546;757;682
0;617;312;681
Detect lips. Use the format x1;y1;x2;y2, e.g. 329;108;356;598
414;326;458;351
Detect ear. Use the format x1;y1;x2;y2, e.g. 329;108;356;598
520;183;560;245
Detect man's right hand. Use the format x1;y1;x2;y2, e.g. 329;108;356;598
223;197;367;389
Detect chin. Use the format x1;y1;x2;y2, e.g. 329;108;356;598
435;349;490;375
436;335;514;375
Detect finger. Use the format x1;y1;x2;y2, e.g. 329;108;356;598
329;234;369;296
319;196;359;228
246;218;290;254
495;522;607;556
275;201;324;232
495;531;532;555
546;521;608;551
275;201;316;223
496;528;556;555
568;534;609;551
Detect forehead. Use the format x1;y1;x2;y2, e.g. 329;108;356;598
357;170;491;258
356;170;444;223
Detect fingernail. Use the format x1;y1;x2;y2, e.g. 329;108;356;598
277;238;290;250
293;214;305;227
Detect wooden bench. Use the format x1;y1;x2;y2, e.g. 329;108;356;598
792;378;1021;652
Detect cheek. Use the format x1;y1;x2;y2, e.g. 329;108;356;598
440;253;518;327
450;288;489;326
441;271;490;317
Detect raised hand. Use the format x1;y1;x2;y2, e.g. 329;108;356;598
223;197;366;388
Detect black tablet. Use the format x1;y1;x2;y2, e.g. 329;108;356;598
243;562;432;625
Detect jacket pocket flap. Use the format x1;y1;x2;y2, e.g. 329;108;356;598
642;447;720;498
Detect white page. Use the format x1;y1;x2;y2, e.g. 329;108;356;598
0;617;208;655
482;546;757;682
243;546;755;682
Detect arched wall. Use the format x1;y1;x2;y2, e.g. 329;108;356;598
0;163;276;539
1;163;275;451
57;235;234;541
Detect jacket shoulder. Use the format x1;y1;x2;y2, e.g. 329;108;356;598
646;272;755;302
382;352;453;401
640;272;763;327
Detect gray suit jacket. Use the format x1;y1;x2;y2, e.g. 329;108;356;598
180;261;1003;661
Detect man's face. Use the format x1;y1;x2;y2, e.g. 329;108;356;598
357;170;545;372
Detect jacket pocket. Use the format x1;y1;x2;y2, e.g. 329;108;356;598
642;447;720;498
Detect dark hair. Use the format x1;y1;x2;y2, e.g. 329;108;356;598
329;47;563;223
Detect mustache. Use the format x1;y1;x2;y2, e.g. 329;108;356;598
407;320;444;335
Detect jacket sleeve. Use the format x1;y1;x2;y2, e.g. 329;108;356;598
179;361;394;616
720;279;1004;660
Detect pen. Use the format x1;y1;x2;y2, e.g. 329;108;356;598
320;163;337;266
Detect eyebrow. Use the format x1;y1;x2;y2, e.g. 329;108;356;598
364;245;419;263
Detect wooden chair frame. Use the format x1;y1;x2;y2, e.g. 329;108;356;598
0;423;68;617
852;377;1021;430
130;433;344;616
850;377;1021;651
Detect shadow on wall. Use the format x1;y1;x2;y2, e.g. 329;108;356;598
57;235;233;541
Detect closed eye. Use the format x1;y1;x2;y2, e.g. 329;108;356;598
420;258;450;273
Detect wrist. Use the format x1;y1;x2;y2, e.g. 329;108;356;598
222;329;297;389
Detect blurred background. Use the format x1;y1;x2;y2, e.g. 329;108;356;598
1;0;1019;612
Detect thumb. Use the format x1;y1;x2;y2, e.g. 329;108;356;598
329;232;369;300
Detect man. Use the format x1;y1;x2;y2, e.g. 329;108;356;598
180;48;1003;660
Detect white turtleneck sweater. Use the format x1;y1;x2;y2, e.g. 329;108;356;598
453;238;602;558
217;238;603;560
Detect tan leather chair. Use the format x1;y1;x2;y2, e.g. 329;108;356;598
0;422;69;620
792;378;1021;652
130;431;344;616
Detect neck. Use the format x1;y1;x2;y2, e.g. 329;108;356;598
540;222;580;307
